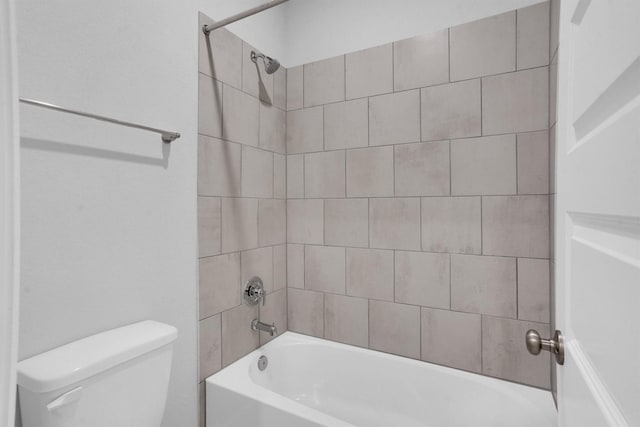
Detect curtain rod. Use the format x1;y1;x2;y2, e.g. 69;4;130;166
202;0;289;35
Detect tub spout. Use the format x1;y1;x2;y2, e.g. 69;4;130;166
251;319;277;336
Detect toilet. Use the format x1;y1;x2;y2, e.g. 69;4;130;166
17;320;178;427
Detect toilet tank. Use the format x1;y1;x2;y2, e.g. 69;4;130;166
17;320;178;427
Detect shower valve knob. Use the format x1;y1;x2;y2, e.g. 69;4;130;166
244;276;266;306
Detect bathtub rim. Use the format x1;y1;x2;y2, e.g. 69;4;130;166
205;331;557;426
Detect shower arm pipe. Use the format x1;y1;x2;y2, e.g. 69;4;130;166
19;98;181;143
202;0;289;35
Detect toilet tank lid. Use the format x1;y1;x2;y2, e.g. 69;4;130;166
17;320;177;393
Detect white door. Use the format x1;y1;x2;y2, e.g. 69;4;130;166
555;0;640;426
0;0;20;425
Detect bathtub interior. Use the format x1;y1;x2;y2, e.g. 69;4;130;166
208;332;556;427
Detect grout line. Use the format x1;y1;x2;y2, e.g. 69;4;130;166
449;254;452;310
515;133;519;194
392;250;396;303
515;257;519;320
480;197;484;254
480;315;484;372
323;198;326;245
392;145;396;196
479;78;483;136
343;54;347;101
391;42;395;92
515;9;519;71
367;198;371;248
448;139;452;196
322;288;326;338
419;305;422;361
419;198;423;251
447;28;451;83
367;299;371;348
219;197;223;255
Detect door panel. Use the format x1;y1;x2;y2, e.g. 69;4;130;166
556;0;640;426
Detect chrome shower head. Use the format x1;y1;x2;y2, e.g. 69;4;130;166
251;50;280;74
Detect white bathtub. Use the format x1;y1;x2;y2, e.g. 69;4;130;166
206;332;556;427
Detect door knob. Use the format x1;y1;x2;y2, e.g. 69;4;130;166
526;329;564;365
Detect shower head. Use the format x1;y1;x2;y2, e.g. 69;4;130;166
251;50;280;74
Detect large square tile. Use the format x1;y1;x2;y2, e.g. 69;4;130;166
450;12;516;80
346;146;394;197
324;294;368;348
369;90;420;146
259;103;286;154
305;151;346;198
324;199;369;248
421;80;481;141
394;251;451;309
199;314;222;381
198;73;223;138
198;136;241;197
394;30;449;91
273;67;287;110
287;199;323;244
241;146;273;198
518;258;550;323
287;65;303;110
287;154;304;198
451;135;517;195
517;131;549;194
286;107;324;154
305;245;346;294
421;308;481;372
451;254;517;318
421;197;481;254
222;84;259;146
287;244;305;289
258;199;286;247
395;251;450;309
346;248;394;301
199;253;241;319
221;304;259;366
273;154;286;199
370;198;421;250
272;244;287;291
516;2;550;70
482;67;548;135
369;300;420;359
198;197;221;257
482;316;550;388
395;141;450;196
304;55;345;107
482;195;549;258
221;198;258;253
324;99;369;150
288;288;324;338
346;44;393;99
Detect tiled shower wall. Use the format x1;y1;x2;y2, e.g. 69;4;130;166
196;13;288;426
285;2;553;389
